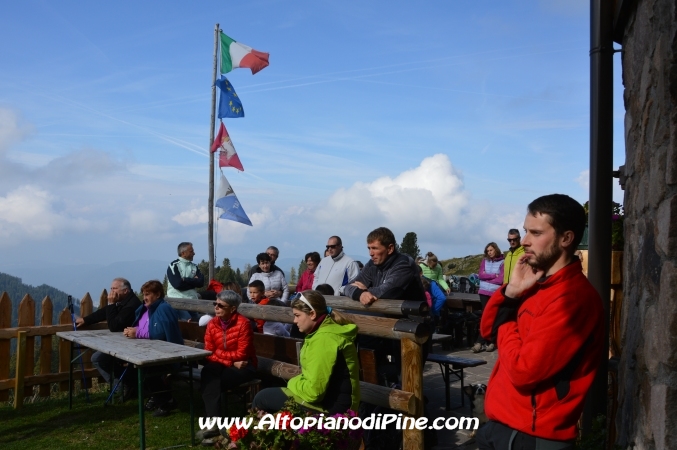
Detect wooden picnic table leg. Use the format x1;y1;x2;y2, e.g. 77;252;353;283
138;366;145;450
401;338;423;450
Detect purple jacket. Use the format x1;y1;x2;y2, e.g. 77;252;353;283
478;255;504;296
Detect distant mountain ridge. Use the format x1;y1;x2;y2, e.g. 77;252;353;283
0;272;77;328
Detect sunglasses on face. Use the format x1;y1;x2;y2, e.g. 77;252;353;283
326;244;339;249
213;302;231;309
507;238;520;243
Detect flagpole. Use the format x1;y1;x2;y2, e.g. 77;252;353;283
208;23;219;281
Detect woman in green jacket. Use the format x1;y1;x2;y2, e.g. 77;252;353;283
420;252;450;293
252;290;360;414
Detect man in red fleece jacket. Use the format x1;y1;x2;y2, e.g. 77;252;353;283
477;194;604;450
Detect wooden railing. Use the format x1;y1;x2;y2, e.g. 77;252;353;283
0;291;108;409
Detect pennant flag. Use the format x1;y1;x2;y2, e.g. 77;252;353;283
215;76;244;119
211;122;244;171
215;172;252;226
220;32;269;75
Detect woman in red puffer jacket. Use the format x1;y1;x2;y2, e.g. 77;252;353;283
199;290;257;439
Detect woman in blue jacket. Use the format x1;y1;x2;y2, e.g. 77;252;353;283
124;279;183;417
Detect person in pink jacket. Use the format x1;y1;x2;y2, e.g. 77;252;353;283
471;242;504;353
296;252;321;292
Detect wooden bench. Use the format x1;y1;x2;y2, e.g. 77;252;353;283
425;353;487;410
175;366;261;414
178;325;384;406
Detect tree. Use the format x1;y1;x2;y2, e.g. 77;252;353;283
298;259;307;277
290;267;297;284
400;232;420;259
215;258;238;285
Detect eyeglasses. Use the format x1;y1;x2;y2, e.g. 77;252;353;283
213;302;232;309
507;238;520;243
326;244;339;249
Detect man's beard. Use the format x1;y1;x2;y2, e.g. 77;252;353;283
527;240;562;272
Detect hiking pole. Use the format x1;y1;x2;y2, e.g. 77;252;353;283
104;365;128;406
68;295;90;403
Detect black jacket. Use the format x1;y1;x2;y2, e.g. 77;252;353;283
343;251;426;302
82;291;142;332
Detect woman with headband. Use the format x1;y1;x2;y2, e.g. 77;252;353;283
252;290;361;414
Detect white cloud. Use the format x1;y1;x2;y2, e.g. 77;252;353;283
172;206;208;226
0;108;32;155
0;185;89;242
575;169;589;191
315;154;469;234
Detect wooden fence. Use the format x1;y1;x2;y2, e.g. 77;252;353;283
0;291;108;409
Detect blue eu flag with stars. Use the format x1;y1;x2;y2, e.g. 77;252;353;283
216;76;244;119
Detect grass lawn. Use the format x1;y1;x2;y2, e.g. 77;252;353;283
0;381;223;450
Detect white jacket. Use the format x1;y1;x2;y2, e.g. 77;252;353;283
248;270;289;304
312;252;360;295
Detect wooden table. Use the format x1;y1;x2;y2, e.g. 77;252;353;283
445;292;482;312
57;329;211;449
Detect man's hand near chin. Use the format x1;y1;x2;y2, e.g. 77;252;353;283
505;254;543;298
107;291;120;305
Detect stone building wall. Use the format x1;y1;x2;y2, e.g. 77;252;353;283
618;0;677;448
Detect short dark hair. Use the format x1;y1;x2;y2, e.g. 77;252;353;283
248;279;265;291
141;280;164;298
256;252;272;264
266;246;279;256
527;194;586;251
367;227;396;248
305;252;321;265
508;229;521;237
315;284;335;296
328;236;343;246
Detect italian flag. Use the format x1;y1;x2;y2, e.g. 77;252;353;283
220;32;269;75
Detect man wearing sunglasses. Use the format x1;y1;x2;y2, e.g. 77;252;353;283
312;235;360;295
503;229;525;284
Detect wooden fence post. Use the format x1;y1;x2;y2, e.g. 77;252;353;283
14;331;27;409
401;338;424;450
39;296;53;397
99;289;107;311
58;309;72;392
0;292;10;401
18;295;35;398
79;293;93;388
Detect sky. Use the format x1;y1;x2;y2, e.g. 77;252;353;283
0;0;627;282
